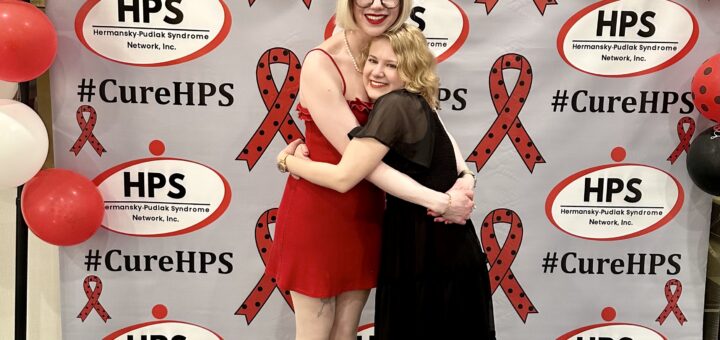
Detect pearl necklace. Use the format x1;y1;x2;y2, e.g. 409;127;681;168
343;30;362;74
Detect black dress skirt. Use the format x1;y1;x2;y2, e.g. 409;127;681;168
350;89;496;339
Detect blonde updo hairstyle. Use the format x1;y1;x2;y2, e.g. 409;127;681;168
335;0;413;33
365;24;439;109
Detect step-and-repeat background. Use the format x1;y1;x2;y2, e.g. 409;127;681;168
47;0;719;339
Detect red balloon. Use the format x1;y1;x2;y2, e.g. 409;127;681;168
0;1;58;82
691;54;720;122
21;168;104;246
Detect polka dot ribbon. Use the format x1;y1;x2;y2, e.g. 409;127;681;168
248;0;311;8
481;208;537;322
475;0;557;15
70;105;107;157
237;48;304;170
666;117;695;164
656;279;687;325
77;275;111;323
236;208;294;324
467;54;545;173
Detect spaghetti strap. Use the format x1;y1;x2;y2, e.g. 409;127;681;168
306;48;346;96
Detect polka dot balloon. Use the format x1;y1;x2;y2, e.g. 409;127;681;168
691;54;720;122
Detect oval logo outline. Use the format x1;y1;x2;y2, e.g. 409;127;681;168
93;157;231;237
75;0;232;67
556;0;698;77
545;163;684;241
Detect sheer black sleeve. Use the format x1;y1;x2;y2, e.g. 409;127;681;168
348;90;435;168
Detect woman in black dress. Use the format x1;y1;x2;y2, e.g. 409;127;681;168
276;24;496;339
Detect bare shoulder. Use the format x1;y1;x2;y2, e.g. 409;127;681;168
300;36;345;83
303;34;342;64
302;49;334;71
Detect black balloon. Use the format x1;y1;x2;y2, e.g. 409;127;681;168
686;125;720;196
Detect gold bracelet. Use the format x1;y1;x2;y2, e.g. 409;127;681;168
458;169;474;178
277;153;290;173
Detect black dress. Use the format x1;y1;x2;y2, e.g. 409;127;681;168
350;90;496;339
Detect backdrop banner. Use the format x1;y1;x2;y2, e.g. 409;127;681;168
47;1;719;339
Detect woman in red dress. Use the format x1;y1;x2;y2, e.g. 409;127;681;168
265;1;476;339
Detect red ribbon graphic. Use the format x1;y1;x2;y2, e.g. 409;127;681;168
237;48;304;170
77;275;111;322
467;54;545;173
70;105;106;157
481;208;537;322
236;209;294;324
249;0;311;8
475;0;557;14
656;279;687;325
667;117;695;164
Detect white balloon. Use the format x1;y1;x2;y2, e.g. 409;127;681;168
0;81;18;99
0;99;49;188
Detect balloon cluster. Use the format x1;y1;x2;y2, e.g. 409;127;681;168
0;1;101;245
688;54;720;197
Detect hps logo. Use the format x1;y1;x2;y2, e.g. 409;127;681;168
546;148;683;240
76;0;232;66
407;0;468;62
93;140;231;237
557;0;697;77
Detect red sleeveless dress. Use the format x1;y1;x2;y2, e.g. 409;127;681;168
265;49;384;298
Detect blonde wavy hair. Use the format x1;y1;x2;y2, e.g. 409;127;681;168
335;0;413;32
372;24;440;109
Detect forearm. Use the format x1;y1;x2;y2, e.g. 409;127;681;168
436;114;470;174
446;129;470;174
450;136;469;173
366;163;449;213
285;155;355;192
284;138;388;193
448;134;476;187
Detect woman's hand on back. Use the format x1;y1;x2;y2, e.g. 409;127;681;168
294;143;310;160
278;139;305;163
427;183;475;224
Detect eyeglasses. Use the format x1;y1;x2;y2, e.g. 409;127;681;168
355;0;400;9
